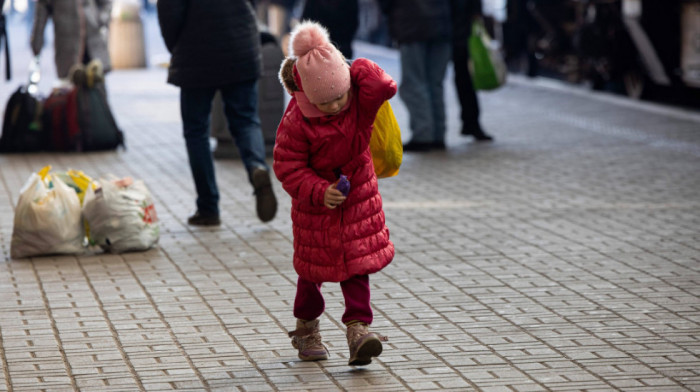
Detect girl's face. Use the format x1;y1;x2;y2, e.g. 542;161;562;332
314;90;350;115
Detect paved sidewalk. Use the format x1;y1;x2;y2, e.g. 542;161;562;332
1;12;700;392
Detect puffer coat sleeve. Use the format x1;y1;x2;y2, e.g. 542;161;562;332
273;58;397;283
353;58;399;131
273;116;331;208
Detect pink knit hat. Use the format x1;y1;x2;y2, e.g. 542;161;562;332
289;21;351;104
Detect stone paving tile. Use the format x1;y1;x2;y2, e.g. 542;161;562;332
1;13;700;392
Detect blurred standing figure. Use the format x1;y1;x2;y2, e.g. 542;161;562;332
31;0;112;78
82;0;112;71
257;0;296;38
451;0;492;141
157;0;277;226
379;0;452;152
301;0;359;59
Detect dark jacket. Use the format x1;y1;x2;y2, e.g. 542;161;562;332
301;0;359;58
378;0;451;44
451;0;483;41
157;0;261;88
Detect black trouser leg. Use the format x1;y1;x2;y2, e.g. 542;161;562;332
452;42;481;133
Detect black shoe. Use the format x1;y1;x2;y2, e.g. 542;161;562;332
461;126;494;142
432;141;446;151
402;140;432;152
188;210;221;226
473;131;493;142
252;168;277;222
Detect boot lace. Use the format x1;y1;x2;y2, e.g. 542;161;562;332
289;326;324;350
347;323;388;345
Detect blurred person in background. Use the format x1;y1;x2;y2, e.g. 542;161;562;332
379;0;452;152
257;0;296;38
82;0;112;72
157;0;277;226
31;0;112;79
451;0;493;141
301;0;359;59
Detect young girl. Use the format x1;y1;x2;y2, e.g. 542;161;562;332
273;21;397;366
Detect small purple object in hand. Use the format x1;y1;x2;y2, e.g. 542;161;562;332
337;175;350;196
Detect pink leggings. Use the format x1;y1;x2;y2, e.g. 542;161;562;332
294;274;373;325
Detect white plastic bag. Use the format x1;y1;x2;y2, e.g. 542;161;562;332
11;173;85;258
82;177;159;253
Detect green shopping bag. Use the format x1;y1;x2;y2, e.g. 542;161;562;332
468;20;507;90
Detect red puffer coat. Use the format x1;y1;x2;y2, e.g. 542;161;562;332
273;58;397;283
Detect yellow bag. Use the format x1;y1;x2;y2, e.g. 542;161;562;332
54;169;96;205
371;101;402;178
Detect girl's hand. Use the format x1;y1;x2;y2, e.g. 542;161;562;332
324;181;347;209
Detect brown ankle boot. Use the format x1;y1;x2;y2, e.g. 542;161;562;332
288;319;329;361
346;321;387;366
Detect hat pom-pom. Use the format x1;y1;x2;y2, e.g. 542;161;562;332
290;21;331;58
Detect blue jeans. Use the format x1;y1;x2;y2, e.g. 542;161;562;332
399;40;451;144
180;79;268;215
